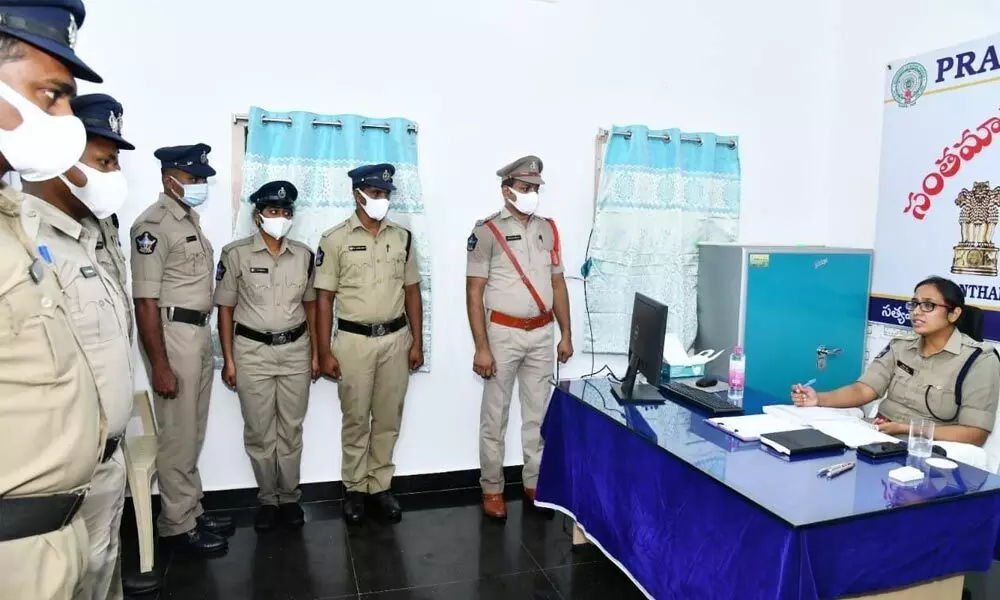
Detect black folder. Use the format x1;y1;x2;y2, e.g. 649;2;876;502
759;428;846;456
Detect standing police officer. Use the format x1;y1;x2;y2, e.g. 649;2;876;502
130;144;233;555
466;155;573;521
0;2;108;598
21;92;134;600
315;164;423;524
214;181;319;533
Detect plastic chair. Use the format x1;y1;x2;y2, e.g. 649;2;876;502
122;390;158;574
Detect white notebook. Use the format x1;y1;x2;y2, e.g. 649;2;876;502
706;414;803;442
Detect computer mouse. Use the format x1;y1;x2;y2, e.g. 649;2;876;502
695;376;718;388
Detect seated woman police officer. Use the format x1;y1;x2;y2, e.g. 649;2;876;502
791;276;1000;446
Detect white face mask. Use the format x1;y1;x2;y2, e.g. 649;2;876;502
259;216;293;239
169;176;208;207
509;189;540;215
59;163;129;220
359;191;389;221
0;80;87;182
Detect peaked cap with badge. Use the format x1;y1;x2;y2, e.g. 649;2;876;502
251;180;297;211
348;163;396;192
0;0;101;82
497;155;544;185
154;143;216;178
71;93;134;150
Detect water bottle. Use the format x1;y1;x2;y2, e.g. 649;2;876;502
728;345;745;405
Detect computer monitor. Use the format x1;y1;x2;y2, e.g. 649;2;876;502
611;293;669;404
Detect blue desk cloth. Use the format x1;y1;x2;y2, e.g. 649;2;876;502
536;381;1000;600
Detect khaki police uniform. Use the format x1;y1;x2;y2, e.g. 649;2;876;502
95;214;134;345
0;185;105;600
130;193;215;537
315;213;419;493
25;196;134;600
214;232;316;505
467;208;563;494
860;328;1000;431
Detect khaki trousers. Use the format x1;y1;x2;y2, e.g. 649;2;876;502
333;328;412;494
145;316;213;537
479;321;554;494
0;514;88;600
234;333;311;505
79;448;126;600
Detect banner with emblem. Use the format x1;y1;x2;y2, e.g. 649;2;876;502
870;33;1000;356
233;106;432;371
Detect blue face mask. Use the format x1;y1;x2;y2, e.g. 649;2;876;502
171;176;208;207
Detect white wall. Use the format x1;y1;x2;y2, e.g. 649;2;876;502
75;0;844;492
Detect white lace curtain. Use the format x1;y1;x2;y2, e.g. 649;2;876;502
585;125;741;353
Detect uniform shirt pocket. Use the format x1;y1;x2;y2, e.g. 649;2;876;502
64;272;118;345
390;249;407;282
924;380;960;421
183;240;209;276
283;272;307;305
340;251;371;288
245;269;273;305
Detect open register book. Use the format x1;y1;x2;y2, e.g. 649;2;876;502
760;405;899;448
707;405;898;448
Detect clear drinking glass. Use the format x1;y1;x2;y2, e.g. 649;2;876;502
907;418;935;458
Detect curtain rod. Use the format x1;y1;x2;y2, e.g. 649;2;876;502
233;113;418;134
598;128;736;149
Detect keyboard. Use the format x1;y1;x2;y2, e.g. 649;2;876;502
660;382;745;415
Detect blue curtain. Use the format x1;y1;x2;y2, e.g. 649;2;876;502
235;106;432;369
585;125;741;353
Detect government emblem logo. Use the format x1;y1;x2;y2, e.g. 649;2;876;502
382;169;391;182
891;62;928;108
952;181;1000;276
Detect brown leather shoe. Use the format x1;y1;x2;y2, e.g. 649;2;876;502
482;493;507;521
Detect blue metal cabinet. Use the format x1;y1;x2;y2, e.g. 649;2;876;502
695;245;872;401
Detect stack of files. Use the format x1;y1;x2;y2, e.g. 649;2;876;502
761;405;898;448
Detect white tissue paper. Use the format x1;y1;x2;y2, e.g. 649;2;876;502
661;333;725;379
662;332;724;367
888;465;925;484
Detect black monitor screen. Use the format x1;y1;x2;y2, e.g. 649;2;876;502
629;293;669;387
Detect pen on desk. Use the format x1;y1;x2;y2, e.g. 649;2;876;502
826;461;855;479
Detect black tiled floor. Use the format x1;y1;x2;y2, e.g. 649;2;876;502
122;489;646;600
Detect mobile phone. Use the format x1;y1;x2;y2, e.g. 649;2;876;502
857;441;907;460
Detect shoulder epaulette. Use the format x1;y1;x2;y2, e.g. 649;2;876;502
221;236;255;254
475;212;500;227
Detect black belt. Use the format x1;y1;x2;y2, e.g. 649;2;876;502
101;435;123;463
235;322;307;346
0;490;88;542
338;315;408;338
166;307;210;327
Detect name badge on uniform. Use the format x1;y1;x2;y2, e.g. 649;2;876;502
896;361;915;375
186;235;198;243
96;240;105;250
80;266;98;278
505;235;522;241
29;258;44;283
250;267;269;274
348;245;367;252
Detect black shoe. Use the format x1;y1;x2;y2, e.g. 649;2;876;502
343;491;366;525
279;503;305;528
197;513;235;537
371;491;402;523
122;569;160;595
254;505;279;533
160;528;228;556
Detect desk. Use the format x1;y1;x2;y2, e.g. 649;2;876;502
535;379;1000;600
